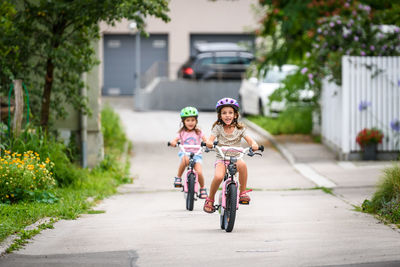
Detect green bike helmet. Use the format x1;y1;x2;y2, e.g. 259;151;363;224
180;106;198;118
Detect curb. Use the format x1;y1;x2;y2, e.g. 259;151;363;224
0;217;54;256
243;118;336;188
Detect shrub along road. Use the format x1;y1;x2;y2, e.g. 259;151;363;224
1;102;400;267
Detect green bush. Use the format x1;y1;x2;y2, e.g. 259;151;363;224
362;164;400;224
2;126;84;187
247;104;313;135
101;105;127;154
0;150;56;203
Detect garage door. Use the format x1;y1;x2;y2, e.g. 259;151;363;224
190;34;255;56
103;34;168;95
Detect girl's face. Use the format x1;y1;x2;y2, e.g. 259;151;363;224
183;117;197;130
220;106;236;126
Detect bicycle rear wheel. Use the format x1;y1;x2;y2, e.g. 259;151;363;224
186;173;195;211
224;183;237;232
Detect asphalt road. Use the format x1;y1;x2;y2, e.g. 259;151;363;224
1;102;400;267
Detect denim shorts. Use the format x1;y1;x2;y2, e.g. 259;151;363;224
178;152;203;164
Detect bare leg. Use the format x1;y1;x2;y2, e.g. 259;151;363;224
177;156;189;177
236;160;248;193
194;163;205;188
208;163;225;201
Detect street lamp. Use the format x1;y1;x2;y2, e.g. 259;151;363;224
128;21;141;92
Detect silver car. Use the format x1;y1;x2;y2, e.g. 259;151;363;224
239;64;313;117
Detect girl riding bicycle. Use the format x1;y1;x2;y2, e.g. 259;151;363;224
170;106;208;199
204;98;259;213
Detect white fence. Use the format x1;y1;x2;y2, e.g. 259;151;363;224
321;56;400;160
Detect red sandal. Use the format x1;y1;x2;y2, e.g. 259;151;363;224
203;197;215;213
239;189;253;205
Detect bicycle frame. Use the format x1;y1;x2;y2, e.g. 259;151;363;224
177;144;203;194
214;146;250;210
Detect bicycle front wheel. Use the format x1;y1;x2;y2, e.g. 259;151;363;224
224;183;237;232
186;173;195;211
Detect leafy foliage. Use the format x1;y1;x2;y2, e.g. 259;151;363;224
248;104;314;135
255;0;400;106
362;164;400;224
101;105;128;155
0;0;170;128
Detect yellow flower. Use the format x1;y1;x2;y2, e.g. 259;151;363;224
45;158;50;164
11;194;14;197
5;150;10;154
16;154;21;157
6;195;9;198
39;164;45;169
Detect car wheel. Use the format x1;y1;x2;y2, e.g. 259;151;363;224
238;95;247;116
258;98;265;116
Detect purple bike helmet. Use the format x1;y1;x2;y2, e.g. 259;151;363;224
216;97;240;112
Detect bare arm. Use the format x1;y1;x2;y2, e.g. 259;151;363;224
206;135;216;148
244;135;259;151
170;136;180;147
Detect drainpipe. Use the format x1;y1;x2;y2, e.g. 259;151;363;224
81;73;88;168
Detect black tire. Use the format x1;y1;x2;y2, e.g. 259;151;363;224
186;174;195;211
224;183;237;232
219;193;225;229
258;98;265;116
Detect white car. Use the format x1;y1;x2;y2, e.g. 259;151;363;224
239;64;313;117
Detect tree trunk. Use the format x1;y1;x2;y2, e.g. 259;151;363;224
12;79;24;136
40;58;54;129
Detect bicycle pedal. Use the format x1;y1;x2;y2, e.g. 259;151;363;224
239;201;249;205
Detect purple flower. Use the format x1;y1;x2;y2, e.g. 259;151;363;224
309;78;315;85
344;2;350;8
337;20;342;25
301;67;308;74
330;22;335;27
360;51;366;56
370;45;375;51
398;79;400;87
390;119;400;132
308;73;314;79
358;101;371;111
317;28;322;34
354;36;359;41
305;52;311;58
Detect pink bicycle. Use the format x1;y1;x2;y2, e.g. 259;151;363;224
168;142;206;211
208;142;263;232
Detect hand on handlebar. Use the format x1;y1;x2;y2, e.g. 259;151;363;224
168;140;179;147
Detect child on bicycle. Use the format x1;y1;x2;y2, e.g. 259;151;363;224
169;106;208;199
204;98;259;213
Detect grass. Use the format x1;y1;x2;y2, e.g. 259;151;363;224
246;104;314;135
361;163;400;226
0;106;131;250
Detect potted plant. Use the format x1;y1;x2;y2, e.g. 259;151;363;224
356;128;384;160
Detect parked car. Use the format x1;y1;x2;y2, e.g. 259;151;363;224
239;64;314;117
178;43;254;80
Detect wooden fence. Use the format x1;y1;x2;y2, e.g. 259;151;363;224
321;56;400;160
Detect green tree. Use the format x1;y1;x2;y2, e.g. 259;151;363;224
256;0;400;70
255;0;400;106
0;0;169;129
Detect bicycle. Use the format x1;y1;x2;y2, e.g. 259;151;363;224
168;141;206;211
206;141;263;232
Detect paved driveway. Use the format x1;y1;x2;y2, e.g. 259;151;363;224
1;100;400;267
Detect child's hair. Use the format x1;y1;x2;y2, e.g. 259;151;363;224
212;108;244;129
179;116;201;135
